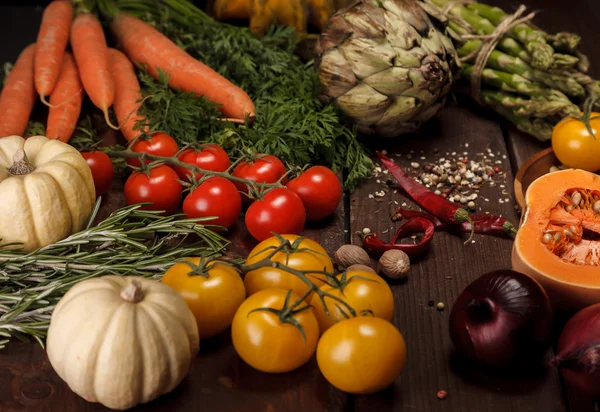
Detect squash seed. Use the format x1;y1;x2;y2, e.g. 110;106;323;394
571;191;582;207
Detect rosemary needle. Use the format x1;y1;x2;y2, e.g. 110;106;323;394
0;199;228;348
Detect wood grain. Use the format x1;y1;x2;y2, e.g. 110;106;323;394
350;106;565;412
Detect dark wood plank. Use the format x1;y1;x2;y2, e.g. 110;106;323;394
350;106;566;412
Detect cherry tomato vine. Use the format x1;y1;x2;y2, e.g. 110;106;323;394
173;234;361;335
108;145;353;325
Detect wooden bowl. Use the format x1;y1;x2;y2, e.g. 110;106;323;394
514;147;558;210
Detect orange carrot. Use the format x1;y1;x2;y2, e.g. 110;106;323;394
0;44;37;138
46;53;83;142
108;48;148;141
111;13;255;122
34;0;73;106
70;13;116;129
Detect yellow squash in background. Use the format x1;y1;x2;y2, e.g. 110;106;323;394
213;0;349;34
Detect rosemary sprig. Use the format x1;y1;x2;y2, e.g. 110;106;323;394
0;199;228;348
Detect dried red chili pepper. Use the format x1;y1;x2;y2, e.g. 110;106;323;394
377;152;473;229
396;208;445;230
359;217;435;256
377;151;519;241
396;208;517;236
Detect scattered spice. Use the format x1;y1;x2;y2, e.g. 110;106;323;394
377;152;474;233
437;390;448;400
436;302;445;311
370;145;512;209
428;300;435;307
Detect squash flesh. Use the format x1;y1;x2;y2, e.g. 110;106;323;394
512;169;600;308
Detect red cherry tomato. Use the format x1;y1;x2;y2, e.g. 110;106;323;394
232;155;287;195
81;151;114;198
126;132;179;168
173;144;231;181
124;165;182;215
245;188;306;241
183;177;242;228
287;166;342;221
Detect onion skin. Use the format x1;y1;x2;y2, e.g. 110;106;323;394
552;303;600;397
449;270;553;368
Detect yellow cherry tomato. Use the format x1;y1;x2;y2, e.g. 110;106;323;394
552;114;600;172
310;270;394;333
317;316;407;394
244;234;334;302
231;288;319;373
162;258;245;339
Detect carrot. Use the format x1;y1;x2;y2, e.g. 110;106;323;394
34;0;73;106
46;53;83;142
70;13;117;129
111;13;256;122
108;48;148;141
0;44;37;138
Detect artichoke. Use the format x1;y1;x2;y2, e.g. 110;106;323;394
315;0;459;137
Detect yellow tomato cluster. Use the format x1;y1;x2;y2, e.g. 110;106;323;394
161;234;407;395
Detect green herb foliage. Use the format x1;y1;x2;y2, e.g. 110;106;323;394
95;0;372;189
0;200;228;348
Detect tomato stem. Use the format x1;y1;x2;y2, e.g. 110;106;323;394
182;259;211;278
570;97;600;140
108;150;287;190
210;236;359;323
247;290;313;342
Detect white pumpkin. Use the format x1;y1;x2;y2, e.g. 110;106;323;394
46;276;200;410
0;135;95;251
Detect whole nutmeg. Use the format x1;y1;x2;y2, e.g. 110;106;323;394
378;250;410;279
346;264;376;274
334;244;371;268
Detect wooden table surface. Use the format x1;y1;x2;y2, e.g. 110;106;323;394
0;1;598;411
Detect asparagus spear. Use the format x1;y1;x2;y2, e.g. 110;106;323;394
416;0;599;141
569;71;600;102
480;89;579;119
481;97;555;141
429;0;554;70
466;3;585;65
549;32;583;54
462;65;563;98
465;3;564;68
458;41;585;97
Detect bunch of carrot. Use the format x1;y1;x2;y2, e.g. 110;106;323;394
0;0;255;143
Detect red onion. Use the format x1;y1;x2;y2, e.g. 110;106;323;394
449;270;553;368
552;303;600;397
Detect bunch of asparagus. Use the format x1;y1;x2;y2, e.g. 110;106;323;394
420;0;600;140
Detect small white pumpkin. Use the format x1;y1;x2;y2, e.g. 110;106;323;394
47;276;200;410
0;135;95;251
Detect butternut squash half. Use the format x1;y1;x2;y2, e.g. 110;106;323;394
512;169;600;309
